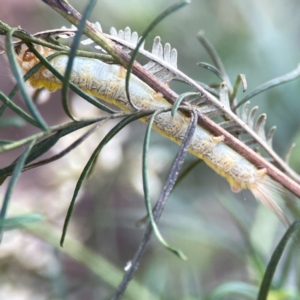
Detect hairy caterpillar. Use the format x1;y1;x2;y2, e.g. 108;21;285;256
15;44;289;225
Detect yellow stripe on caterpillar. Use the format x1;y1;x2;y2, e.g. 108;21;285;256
15;44;290;226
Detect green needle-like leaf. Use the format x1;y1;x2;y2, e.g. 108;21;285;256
142;109;187;260
0;214;43;231
0;139;36;239
60;109;157;246
257;219;300;300
172;92;200;117
61;0;97;120
197;62;224;81
5;28;48;130
235;64;300;110
125;0;190;109
230;73;247;104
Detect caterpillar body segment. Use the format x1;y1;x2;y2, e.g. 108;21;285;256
15;44;289;225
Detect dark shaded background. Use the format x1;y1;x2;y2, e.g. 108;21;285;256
1;1;300;299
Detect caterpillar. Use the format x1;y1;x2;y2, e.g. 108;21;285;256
14;43;289;225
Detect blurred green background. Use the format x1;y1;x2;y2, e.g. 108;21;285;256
1;0;300;299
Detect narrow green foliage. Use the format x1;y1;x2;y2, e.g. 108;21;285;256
197;31;232;91
257;219;300;300
235;64;300;110
0;116;25;128
0;51;63;116
153;109;197;219
197;62;224;81
0;139;36;239
142;109;187;260
0;131;63;180
230;73;247;103
0;113;126;155
0;89;40;127
0;20;68;52
136;155;202;227
0;140;14;146
172;92;200;117
60;109;158;246
0;214;43;231
5;28;48;130
196;80;220;97
0;119;101;182
125;0;190;109
22;123;102;176
113;109;198;299
61;0;97;120
277;241;297;287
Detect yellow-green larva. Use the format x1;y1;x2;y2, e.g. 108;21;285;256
15;44;289;225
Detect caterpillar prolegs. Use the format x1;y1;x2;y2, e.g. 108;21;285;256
15;44;289;225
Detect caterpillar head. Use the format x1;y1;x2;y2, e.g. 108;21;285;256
0;42;60;94
13;44;55;73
